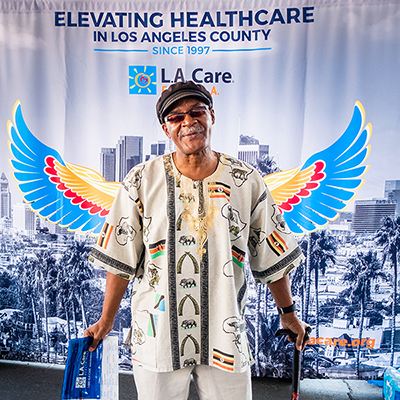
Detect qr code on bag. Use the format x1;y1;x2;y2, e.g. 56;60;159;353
75;376;86;388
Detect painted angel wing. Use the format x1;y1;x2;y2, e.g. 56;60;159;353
7;101;120;235
264;101;371;235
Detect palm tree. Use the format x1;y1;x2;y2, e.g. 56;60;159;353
62;240;93;332
300;230;337;376
375;215;400;366
32;250;58;362
290;257;306;318
300;230;337;336
249;154;280;375
299;230;337;376
311;231;337;338
15;250;58;361
343;251;387;378
15;254;56;354
15;257;40;343
55;264;74;342
255;154;281;177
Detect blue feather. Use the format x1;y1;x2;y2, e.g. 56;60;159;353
282;102;370;234
9;102;106;234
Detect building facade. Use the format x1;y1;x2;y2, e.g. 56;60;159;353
385;180;400;214
116;136;143;181
100;148;116;182
352;199;397;234
0;172;12;219
237;135;269;166
13;202;36;233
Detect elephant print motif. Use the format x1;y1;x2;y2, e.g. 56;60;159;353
179;278;197;288
183;358;197;367
181;319;197;330
178;235;196;246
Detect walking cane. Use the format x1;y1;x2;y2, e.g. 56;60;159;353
275;327;312;400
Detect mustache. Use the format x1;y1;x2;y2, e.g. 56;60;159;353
178;125;205;137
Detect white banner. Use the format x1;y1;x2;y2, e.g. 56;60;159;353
1;0;400;379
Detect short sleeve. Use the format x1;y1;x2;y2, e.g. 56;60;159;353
247;177;304;284
88;172;144;280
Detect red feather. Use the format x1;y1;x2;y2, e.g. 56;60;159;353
278;161;326;213
44;156;109;216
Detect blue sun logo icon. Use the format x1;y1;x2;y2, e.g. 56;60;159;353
129;66;157;95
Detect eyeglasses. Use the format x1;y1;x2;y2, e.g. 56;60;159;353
165;105;209;124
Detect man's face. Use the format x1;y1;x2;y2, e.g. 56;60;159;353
162;97;215;157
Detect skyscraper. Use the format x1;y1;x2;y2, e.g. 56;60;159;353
0;172;12;219
116;136;143;181
352;199;397;234
100;148;116;182
147;140;167;161
165;138;176;154
13;202;36;232
150;141;166;156
385;180;400;214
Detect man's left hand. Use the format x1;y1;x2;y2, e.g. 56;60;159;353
279;313;311;351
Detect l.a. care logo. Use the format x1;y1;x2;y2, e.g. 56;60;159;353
129;65;157;94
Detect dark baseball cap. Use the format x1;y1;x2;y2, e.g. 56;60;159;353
156;81;213;124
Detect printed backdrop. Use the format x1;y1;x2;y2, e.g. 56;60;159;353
1;0;400;380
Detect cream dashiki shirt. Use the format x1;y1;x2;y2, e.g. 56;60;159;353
89;153;304;373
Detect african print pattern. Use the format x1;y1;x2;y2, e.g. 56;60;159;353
89;153;304;373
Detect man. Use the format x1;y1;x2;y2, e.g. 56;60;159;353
85;81;309;400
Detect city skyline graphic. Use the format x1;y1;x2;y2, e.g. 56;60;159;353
2;100;399;237
1;121;399;379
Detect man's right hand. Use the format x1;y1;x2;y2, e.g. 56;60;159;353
84;318;114;352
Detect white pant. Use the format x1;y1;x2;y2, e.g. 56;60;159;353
132;364;252;400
